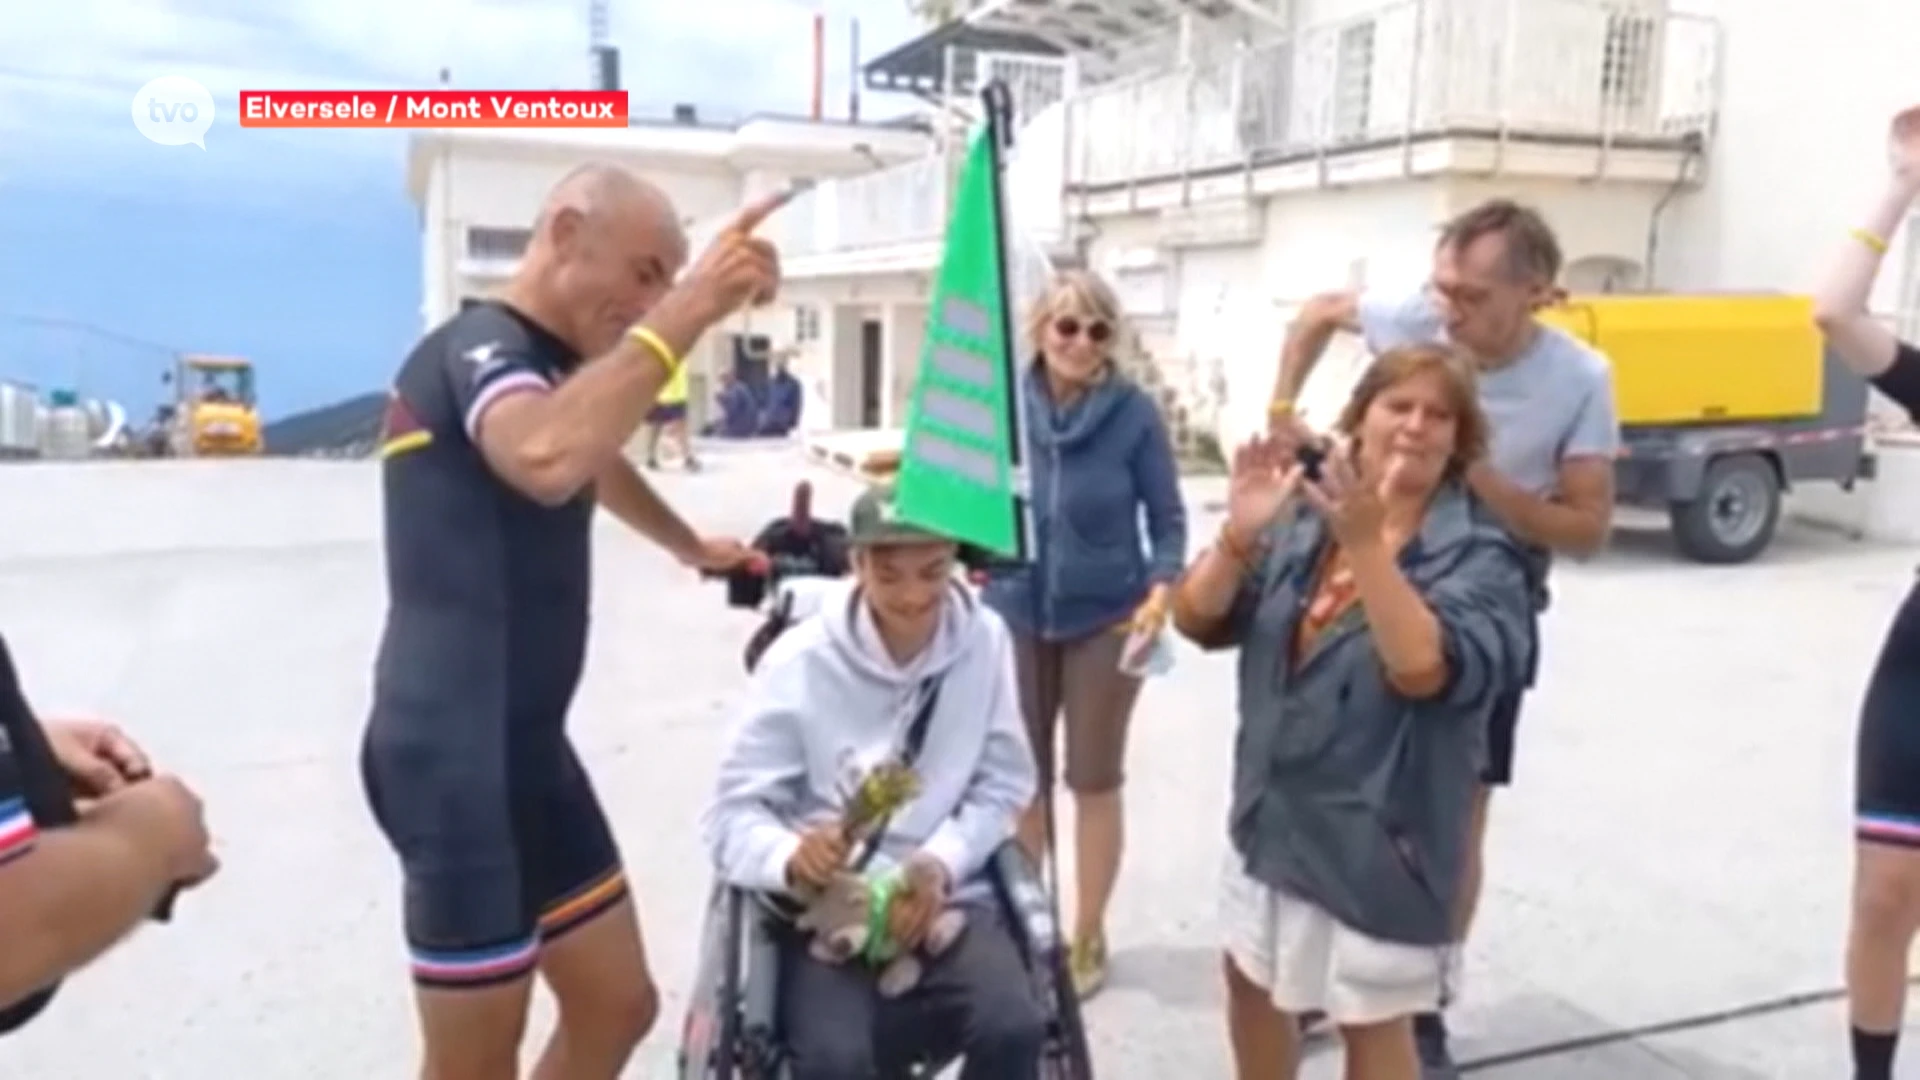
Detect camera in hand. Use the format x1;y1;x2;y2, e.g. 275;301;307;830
1295;439;1329;482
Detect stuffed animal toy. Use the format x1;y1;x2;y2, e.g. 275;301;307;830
788;754;969;995
793;870;871;963
792;867;969;998
862;871;969;999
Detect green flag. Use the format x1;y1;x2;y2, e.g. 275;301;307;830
894;92;1031;561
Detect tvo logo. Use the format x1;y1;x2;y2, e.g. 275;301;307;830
132;76;215;149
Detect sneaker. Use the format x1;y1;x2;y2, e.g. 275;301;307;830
1068;933;1108;1000
1297;1009;1332;1040
1413;1012;1460;1080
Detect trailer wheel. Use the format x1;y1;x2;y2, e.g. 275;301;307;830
1669;452;1780;565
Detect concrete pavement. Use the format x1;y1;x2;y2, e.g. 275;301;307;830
0;444;1912;1078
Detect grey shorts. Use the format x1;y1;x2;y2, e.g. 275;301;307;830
1012;628;1143;794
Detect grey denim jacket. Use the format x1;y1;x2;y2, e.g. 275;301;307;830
1197;480;1533;946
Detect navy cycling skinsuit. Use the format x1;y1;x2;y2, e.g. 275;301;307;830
0;633;71;1032
1857;341;1920;850
361;300;626;990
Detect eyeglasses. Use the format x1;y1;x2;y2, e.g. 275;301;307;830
1052;316;1111;343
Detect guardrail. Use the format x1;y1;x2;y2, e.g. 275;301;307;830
1067;0;1721;187
773;48;1074;259
772;153;950;260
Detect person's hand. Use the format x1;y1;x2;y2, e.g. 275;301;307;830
681;193;785;319
45;718;150;797
1226;434;1307;541
1265;402;1313;454
784;822;850;891
1891;107;1920;193
1299;441;1390;551
97;775;218;889
1126;583;1170;637
887;856;949;950
681;536;760;574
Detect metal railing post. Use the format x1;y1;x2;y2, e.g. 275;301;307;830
1401;0;1427;175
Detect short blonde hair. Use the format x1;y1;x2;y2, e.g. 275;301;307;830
1024;269;1128;361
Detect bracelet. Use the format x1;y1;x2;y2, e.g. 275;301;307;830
626;324;682;376
1851;227;1890;256
1267;398;1296;417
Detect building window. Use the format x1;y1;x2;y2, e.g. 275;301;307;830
1330;21;1374;143
793;305;821;342
466;226;532;260
1601;14;1656;110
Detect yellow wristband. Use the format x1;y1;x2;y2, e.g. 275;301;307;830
627;324;682;375
1851;227;1890;256
1267;398;1296;417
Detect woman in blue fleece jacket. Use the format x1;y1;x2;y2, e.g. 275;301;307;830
981;269;1187;999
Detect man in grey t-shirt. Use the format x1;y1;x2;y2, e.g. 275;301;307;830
1265;200;1619;1078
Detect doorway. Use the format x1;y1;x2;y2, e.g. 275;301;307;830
859;319;883;428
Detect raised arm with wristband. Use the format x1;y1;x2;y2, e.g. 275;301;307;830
480;175;785;506
1811;106;1920;1080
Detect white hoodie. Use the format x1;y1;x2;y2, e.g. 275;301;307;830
702;579;1037;899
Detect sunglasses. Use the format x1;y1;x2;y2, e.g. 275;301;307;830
1052;316;1111;344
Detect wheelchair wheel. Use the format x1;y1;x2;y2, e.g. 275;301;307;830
986;843;1096;1080
1039;946;1095;1080
675;888;745;1080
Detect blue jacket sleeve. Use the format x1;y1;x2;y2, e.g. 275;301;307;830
1131;395;1188;584
1420;539;1534;708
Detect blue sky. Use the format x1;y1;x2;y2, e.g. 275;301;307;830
0;0;922;420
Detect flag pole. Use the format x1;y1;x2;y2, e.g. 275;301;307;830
980;80;1034;564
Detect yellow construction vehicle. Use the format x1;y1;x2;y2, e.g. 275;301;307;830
1539;293;1870;564
163;354;263;456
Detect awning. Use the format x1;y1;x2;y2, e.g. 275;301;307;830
862;19;1065;97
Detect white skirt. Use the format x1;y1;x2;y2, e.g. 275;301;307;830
1219;855;1453;1027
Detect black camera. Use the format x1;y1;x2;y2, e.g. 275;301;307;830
1295;439;1329;482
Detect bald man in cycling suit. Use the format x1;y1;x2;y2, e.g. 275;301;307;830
361;164;784;1080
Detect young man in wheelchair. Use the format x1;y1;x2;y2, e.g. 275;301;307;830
701;485;1048;1079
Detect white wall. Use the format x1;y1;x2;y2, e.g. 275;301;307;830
420;142;874;327
1005;100;1070;246
1657;0;1920;312
440;153;742;240
885;303;928;427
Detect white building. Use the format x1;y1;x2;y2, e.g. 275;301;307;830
405;110;933;433
406;0;1920;540
1655;0;1920;327
775;0;1736;450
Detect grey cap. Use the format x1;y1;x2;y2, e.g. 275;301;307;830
847;485;947;547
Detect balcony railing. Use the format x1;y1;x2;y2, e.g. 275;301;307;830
775;49;1075;261
775;154;952;260
1067;0;1722;187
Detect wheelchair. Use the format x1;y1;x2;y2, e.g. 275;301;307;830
675;841;1095;1080
686;481;1091;1077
